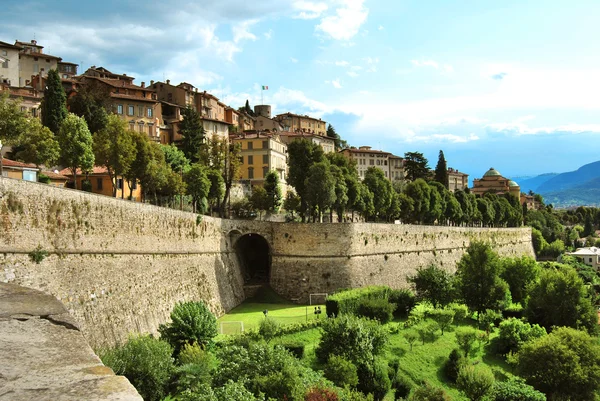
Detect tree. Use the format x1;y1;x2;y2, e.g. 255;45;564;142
125;133;153;201
263;170;282;212
326;124;348;151
455;327;478;357
68;78;110;133
403;330;419;351
244;99;254;116
0;92;28;145
161;143;190;173
404;179;431;223
305;161;336;222
456;241;509;316
500;256;539;304
457;364;495;401
408;264;455;308
185;164;211;213
207;169;225;214
324;355;359;388
404;151;430;181
409;382;451;401
445;194;463;226
525;265;598;334
488;379;546;401
158;301;218;355
14;118;60;169
180;106;205;163
434;150;448;189
288;140;325;221
430;309;455;335
496;318;547;355
249;186;269;220
425;182;444;224
583;214;594;237
330;164;349;222
57;113;94;189
513;327;600;401
41;69;68;134
363;167;393;221
93;115;136;197
283;191;301;219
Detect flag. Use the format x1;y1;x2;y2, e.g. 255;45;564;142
262;85;268;90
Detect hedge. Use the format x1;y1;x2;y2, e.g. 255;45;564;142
326;286;393;317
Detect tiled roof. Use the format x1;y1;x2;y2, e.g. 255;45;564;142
86;76;154;92
274;112;325;122
0;41;22;50
1;158;37;169
60;166;109;176
42;170;69;180
111;93;158;103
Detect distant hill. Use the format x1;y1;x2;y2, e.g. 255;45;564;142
513;173;559;194
536;161;600;194
543;176;600;207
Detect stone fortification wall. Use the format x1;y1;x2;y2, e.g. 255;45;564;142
0;178;245;347
268;223;534;302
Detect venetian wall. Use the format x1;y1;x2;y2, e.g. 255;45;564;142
0;177;534;347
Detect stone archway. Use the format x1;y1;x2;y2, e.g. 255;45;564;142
234;233;271;284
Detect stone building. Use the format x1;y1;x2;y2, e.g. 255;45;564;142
448;168;469;192
0;40;21;86
273;112;327;137
0;82;42;117
340;146;404;182
279;131;335;154
471;167;520;199
231;131;288;185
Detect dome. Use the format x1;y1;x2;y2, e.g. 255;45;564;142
508;180;519;187
483;168;502;178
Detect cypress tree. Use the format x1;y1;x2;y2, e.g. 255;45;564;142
434;150;449;189
41;69;68;134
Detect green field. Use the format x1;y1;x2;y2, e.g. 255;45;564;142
217;300;512;400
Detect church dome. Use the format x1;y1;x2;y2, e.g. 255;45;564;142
508;180;519;187
483;168;502;177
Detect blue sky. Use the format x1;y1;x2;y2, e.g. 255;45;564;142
3;0;600;181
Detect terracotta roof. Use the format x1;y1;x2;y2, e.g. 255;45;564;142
274;112;325;122
202;117;232;125
42;170;69;180
59;61;78;66
60;166;109;176
0;41;22;50
85;76;153;92
111;93;158;103
342;148;392;155
20;52;62;60
1;158;37;169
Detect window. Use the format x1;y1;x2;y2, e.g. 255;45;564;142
239;156;244;164
263;167;268;177
33;63;39;73
263;154;268;164
147;107;153;118
138;123;144;133
97;178;103;190
116;178;123;190
248;142;253;150
131;181;137;190
23;170;36;182
262;140;268;149
248;167;254;179
248;155;254;164
129;121;135;130
384;160;388;166
148;123;155;137
1;51;7;68
376;160;380;166
370;159;374;165
128;105;134;116
138;106;144;117
117;104;123;114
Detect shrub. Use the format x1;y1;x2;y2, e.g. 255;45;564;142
259;317;280;342
389;289;416;318
324;355;359;388
455;327;478;357
178;343;216;365
38;173;50;184
305;386;340;401
414;320;439;345
429;308;455;335
444;349;466;383
278;342;304;359
100;335;174;401
488;379;546;401
356;358;391;401
394;371;413;400
81;179;92;192
357;298;396;323
449;303;469;322
403;330;419;351
326;286;392;317
316;314;388;363
408;382;451;401
456;364;495;401
501;303;524;320
408;264;455;308
495;318;547;355
159;301;218;355
407;302;435;324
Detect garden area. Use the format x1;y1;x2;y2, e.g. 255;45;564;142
99;241;600;401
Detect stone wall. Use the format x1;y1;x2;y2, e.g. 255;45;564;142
0;177;534;347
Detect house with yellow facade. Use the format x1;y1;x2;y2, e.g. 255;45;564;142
1;158;38;181
231;131;287;185
279;131;335;154
60;166;143;201
448;168;469;193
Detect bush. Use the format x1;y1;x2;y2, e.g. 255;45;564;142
409;382;450;401
429;308;455;335
488;379;546;401
159;301;218;355
100;335;174;401
281;342;306;359
38;173;50;184
178;343;216;365
357;298;396;323
495;318;547;355
408;264;455;308
324;355;359;388
394;371;413;400
305;386;340;401
356;358;391;401
501;303;524;320
456;364;495;401
259;317;280;342
403;330;419;351
414;320;439;345
81;179;92;192
326;286;392;317
389;289;416;318
178;380;258;401
455;327;478;357
316;314;388;363
444;349;465;383
407;302;435;325
449;303;469;322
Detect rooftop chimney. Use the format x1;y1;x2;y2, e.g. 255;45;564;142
31;39;37;45
150;80;154;86
166;79;170;85
141;82;145;88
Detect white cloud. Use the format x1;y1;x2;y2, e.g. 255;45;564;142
335;60;349;66
347;71;359;77
331;78;342;88
411;59;440;69
443;64;454;73
378;25;384;31
290;57;299;63
408;133;480;143
232;19;258;43
263;29;273;39
316;0;369;40
293;1;328;19
364;56;379;72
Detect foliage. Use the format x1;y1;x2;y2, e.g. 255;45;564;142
403;179;431;224
231;198;256;219
124;131;152;200
288;140;325;221
324;355;359;388
207;168;225;212
408;382;451;401
284;191;302;218
28;245;48;264
57;113;95;189
408;265;455;308
403;329;419;351
305;161;336;222
180;106;205;163
159;301;218;355
68;78;110;133
434;150;448;189
363;167;393;221
264;170;283;212
100;335;174;401
326;124;348;151
185;164;210;213
161;143;190;173
356;358;391;401
393;371;413;400
444;349;466;383
404;152;430;181
14;118;60;168
388;289;416;318
41;69;68;134
326;286;392;317
281;342;306;359
0;92;28;144
357;298;396;323
456;364;495;401
494;318;547;355
414;320;440;345
259;317;280;343
455;327;478;357
449;303;468;322
513;327;600;401
249;186;270;219
305;386;340;401
488;379;547;401
456;241;509;316
316;314;388;364
177;380;259;401
500;256;539;304
429;309;455;335
525;265;598;334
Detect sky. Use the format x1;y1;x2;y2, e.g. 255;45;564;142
3;0;600;181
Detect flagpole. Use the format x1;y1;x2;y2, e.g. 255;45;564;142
261;87;264;105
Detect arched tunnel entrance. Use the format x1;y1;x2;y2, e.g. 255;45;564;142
234;233;271;284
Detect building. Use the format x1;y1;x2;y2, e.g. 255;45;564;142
448;168;469;192
471;168;520;199
14;39;62;87
42;170;69;188
340;146;404;181
231;131;288;185
238;110;256;132
0;82;42;117
225;107;241;132
1;158;38;181
255;115;284;132
520;194;542;211
0;40;21;86
57;61;78;80
273;112;327;136
81;67;162;141
279;131;335;154
60;166;143;201
567;247;600;269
